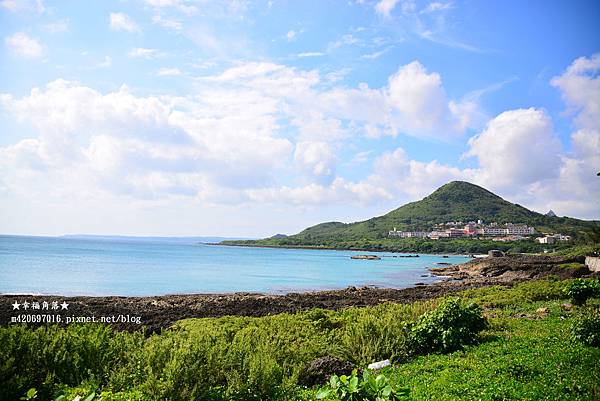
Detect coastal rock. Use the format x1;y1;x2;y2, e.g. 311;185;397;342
351;255;381;260
429;255;588;283
299;356;355;386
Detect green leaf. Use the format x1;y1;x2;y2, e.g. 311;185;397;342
315;388;332;399
82;392;96;401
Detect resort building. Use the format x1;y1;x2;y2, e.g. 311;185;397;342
388;229;429;238
428;231;450;240
505;224;536;235
388;221;537;240
536;234;571;244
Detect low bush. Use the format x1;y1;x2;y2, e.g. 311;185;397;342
314;369;410;401
571;309;600;347
407;298;488;354
563;278;600;306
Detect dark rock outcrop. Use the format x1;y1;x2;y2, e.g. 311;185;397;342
299;356;355;387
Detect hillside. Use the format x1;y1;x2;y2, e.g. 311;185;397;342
223;181;599;251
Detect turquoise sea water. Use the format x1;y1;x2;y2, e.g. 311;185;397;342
0;235;469;296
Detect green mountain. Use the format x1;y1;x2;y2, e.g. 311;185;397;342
289;181;597;242
227;182;599;248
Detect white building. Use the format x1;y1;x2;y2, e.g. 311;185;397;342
506;224;536;235
536;234;571;244
429;231;450;240
483;227;508;236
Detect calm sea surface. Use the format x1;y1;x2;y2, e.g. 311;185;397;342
0;235;469;296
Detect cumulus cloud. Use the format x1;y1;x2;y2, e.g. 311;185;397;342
387;61;454;136
375;0;400;17
0;79;293;200
2;56;597;219
109;12;141;33
5;32;43;59
466;108;562;188
0;59;483;208
551;53;600;130
294;141;336;184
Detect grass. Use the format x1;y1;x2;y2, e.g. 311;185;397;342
389;315;600;400
2;279;599;401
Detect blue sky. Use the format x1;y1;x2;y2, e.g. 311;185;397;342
0;0;599;237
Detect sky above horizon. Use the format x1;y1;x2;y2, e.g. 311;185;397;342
0;0;599;237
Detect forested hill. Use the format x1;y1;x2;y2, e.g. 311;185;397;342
223;181;599;247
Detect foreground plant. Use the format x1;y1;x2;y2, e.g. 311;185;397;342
571;309;600;347
407;298;488;354
563;278;600;306
315;369;409;401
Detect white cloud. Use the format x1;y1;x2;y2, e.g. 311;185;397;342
0;79;293;201
109;12;141;33
97;56;112;68
361;48;389;59
294;141;336;184
144;0;198;15
296;52;325;58
152;15;183;31
156;67;182;76
5;32;43;59
421;2;453;13
128;47;160;59
43;19;69;33
551;53;600;130
286;30;296;41
375;0;400;17
466;108;562;188
3;57;596;219
385;61;470;137
0;0;44;13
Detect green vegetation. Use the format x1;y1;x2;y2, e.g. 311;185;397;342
563;278;600;306
3;279;600;401
222;181;600;252
407;298;487;354
315;370;409;401
227;236;578;255
554;244;600;257
571;310;600;347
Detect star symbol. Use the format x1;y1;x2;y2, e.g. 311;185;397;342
60;301;69;310
12;301;21;310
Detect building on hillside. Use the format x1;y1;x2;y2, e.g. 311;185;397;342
429;231;450;240
446;228;466;238
536;234;571;244
537;236;556;244
483;226;507;236
388;229;429;238
492;235;528;242
464;222;478;236
505;224;536;235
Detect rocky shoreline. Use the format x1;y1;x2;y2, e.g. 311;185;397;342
1;255;596;333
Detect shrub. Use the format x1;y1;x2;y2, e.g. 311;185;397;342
407;298;487;354
314;369;409;401
571;310;600;347
563;278;600;306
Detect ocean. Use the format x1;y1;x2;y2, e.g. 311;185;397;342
0;235;469;296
